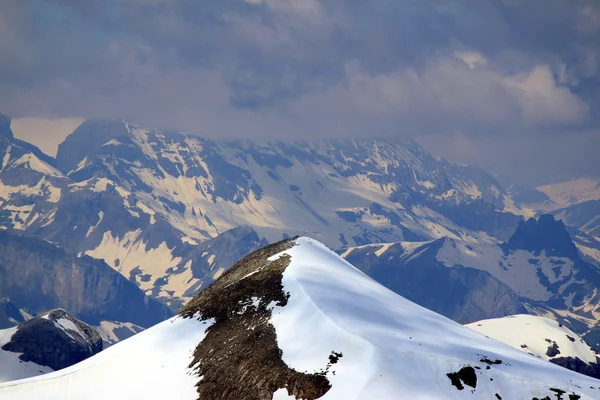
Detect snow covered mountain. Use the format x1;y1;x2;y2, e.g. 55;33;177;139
0;114;523;307
1;237;598;399
553;200;600;240
340;215;600;350
538;177;600;209
468;315;600;379
0;309;102;383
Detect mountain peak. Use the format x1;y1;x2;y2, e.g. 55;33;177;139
505;214;579;258
1;309;102;372
56;119;129;173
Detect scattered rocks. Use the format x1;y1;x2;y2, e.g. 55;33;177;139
546;342;561;357
447;366;477;390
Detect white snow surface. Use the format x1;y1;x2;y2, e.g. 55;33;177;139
467;314;598;364
538;177;600;208
1;237;600;399
271;238;600;399
0;316;211;399
0;327;53;383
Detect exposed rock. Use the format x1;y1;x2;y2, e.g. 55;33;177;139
2;309;102;371
550;357;600;380
180;238;331;400
0;298;29;329
504;214;578;258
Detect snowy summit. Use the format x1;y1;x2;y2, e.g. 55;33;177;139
1;237;599;399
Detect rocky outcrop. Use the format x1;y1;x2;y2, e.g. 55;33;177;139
180;238;331;400
2;309;102;371
550;357;600;380
504;214;579;258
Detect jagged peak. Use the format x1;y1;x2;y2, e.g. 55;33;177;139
505;214;579;258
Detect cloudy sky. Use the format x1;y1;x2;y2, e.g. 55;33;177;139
1;0;599;185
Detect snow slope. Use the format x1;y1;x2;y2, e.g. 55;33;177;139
538;177;600;208
0;317;210;399
1;237;599;399
0;327;53;383
468;315;598;364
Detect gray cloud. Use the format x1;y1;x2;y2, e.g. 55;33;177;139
0;0;598;185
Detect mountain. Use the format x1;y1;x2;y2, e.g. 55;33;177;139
340;215;600;348
339;240;528;323
0;115;524;307
553;200;600;239
571;230;600;268
0;299;31;329
537;177;600;209
1;237;598;399
468;314;600;379
0;230;172;328
0;309;101;383
506;184;551;205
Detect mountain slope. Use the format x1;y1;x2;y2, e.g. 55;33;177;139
2;237;598;399
339;240;528;323
0;231;172;327
538;177;600;209
340;215;600;346
468;314;600;379
1;115;524;306
553;200;600;239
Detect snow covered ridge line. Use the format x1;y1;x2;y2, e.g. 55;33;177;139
468;315;600;380
179;237;334;400
2;237;600;399
180;237;599;400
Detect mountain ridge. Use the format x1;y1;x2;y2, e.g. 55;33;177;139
3;237;598;399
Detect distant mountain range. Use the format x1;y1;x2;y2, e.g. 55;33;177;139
1;112;599;349
0;113;525;309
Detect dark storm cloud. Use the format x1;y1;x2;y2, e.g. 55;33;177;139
0;0;598;184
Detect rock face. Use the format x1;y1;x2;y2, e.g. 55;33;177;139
550;357;600;380
0;230;172;327
504;214;579;258
0;298;29;329
2;309;102;371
